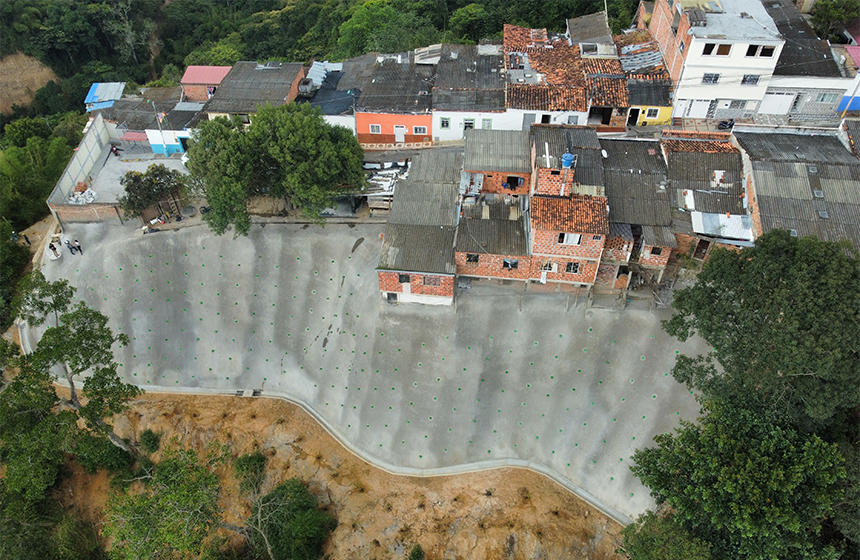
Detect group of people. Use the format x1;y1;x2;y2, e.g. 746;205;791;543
47;239;83;258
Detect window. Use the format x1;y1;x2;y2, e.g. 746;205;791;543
703;43;715;55
716;44;731;55
646;108;659;119
816;92;839;103
703;43;730;56
592;235;602;240
741;74;760;86
466;253;479;263
482;118;492;129
558;233;582;245
440;118;450;129
679;41;685;53
413;126;427;135
729;100;746;109
565;262;579;274
702;73;721;84
550;170;561;175
463;119;475;130
238;114;251;124
746;44;759;57
567;115;578;124
424;275;441;286
651;246;663;256
541;114;551;124
760;46;775;57
502;259;518;270
398;274;410;283
540;260;554;271
370;124;382;134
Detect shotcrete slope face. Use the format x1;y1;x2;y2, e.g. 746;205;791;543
34;221;709;522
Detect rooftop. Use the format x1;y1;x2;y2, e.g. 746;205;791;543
463;129;531;173
531;125;603;185
206;61;305;114
566;11;613;46
615;31;669;77
530;194;609;234
377;224;457;274
457;198;529;256
642;225;678;247
667;150;745;214
389;180;459;227
357;53;436;113
599;139;672;226
844;119;860;155
626;79;672;107
588;76;629;107
762;0;841;77
180;66;232;85
433;44;506;112
734;130;857;164
84;82;126;112
90;86;183;131
678;0;781;41
506;84;587;111
409;150;464;185
295;71;359;116
337;53;378;93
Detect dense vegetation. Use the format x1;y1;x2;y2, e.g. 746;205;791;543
625;231;860;560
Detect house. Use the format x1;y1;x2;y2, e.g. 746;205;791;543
87;86;186;150
454;196;531;284
432;44;509;142
84;82;126;112
294;61;361;132
204;61;306;122
355;52;435;148
462;129;531;196
615;30;673;126
662;132;752;256
644;0;784;120
529;124;604;197
376;178;459;304
599;138;676;286
180;66;232;102
734;128;860;249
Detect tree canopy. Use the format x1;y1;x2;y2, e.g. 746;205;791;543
117;163;185;218
662;230;860;427
811;0;860;38
631;398;846;560
620;511;713;560
187;103;365;236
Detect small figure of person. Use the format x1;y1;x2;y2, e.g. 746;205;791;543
74;239;82;254
23;234;31;246
65;240;76;254
49;243;59;258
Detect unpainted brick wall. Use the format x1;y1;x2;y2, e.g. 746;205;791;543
746;174;765;237
639;244;671;268
595;263;618;287
470;171;531;196
52;203;123;224
534;167;576;196
673;233;697;260
377;271;454;297
528;257;599;284
531;228;605;260
648;0;689;84
182;84;212;102
455;251;531;280
603;235;631;262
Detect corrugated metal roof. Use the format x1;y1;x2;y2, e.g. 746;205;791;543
566;11;613;45
734;131;858;164
206;61;304;114
609;222;633;240
667;151;744;214
691;212;754;241
180;66;232;85
337;53;377;92
763;0;842;78
600;139;672;226
357;54;436;113
463;129;531;173
85;82;126;104
844;119;860;155
389;181;459;226
756;196;860;247
642;225;678;247
377;224;456;274
626;79;672;107
752;161;860;204
456;215;528;255
410;150;463;184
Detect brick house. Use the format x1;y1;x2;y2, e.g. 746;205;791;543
205;61;306;122
180;66;232;102
530;125;605;198
455;197;531;283
463;129;531;196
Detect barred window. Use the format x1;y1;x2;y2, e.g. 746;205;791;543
424;276;441;286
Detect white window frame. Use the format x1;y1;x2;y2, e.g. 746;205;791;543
702;73;721;84
558;232;582;246
646;108;659;119
369;124;382;134
741;74;760;86
413;126;427;135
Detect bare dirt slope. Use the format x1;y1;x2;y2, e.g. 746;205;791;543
0;53;57;114
61;392;624;560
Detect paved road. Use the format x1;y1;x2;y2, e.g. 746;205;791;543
32;221;710;523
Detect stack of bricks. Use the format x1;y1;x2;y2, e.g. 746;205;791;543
377;271;454;298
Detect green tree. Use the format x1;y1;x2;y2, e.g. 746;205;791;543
337;0;440;58
184;33;246;67
450;3;495;42
245;478;336;560
118;163;185;218
662;230;860;427
811;0;860;38
103;446;222;560
409;543;426;560
620;510;712;560
234;451;267;495
631;398;846;560
3;116;52;147
0;219;30;331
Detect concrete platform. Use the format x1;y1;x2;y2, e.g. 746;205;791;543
33;221;710;523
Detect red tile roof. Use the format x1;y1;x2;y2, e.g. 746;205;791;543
530;195;609;234
582;58;624;76
661;138;738;153
588;76;628;107
661;130;732;141
504;24;550;51
181;65;232;85
507;84;588;111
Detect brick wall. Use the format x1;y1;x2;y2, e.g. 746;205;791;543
51;203;124;224
455;251;531;280
377;271;454;298
182;84;213;102
534;167;576;196
468;171;531;195
285;66;307;104
673;232;697;259
528;257;599;285
639;244;671;268
648;0;688;84
531;228;605;260
746;173;764;237
357;133;432;145
603;235;632;262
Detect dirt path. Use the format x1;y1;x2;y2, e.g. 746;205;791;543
0;53;57;113
60;392;624;559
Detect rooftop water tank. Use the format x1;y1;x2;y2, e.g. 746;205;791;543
561;152;575;169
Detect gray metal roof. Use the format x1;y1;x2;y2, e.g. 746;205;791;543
762;0;841;78
434;44;505;90
456;215;528;256
734;131;858;164
667;151;745;214
91;86;183;131
463;129;531;173
432;89;506;112
845;119;860;155
206;62;304;114
642;225;678;248
409;150;463;184
377;224;456;274
337;53;377;92
608;222;633;241
566;11;613;45
599;139;672;226
357;54;436;113
389;181;459;227
627;79;672;107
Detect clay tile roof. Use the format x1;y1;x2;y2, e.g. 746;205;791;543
582;58;624;77
588;76;628;107
181;65;232;85
530;195;609;234
507;84;587;112
504;24;543;52
661;138;739;153
612;30;654;49
527;44;586;86
661;130;732;142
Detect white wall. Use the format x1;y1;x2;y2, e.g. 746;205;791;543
323;115;356;133
432;109;587;141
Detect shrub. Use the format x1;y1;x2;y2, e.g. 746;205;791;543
140;429;161;454
233;451;267;494
409;544;425;560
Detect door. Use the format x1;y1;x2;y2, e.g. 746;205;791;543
393;125;406;143
758;92;795;115
626;107;640;126
686;99;711;118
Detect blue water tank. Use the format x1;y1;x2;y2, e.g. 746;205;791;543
561;152;574;168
